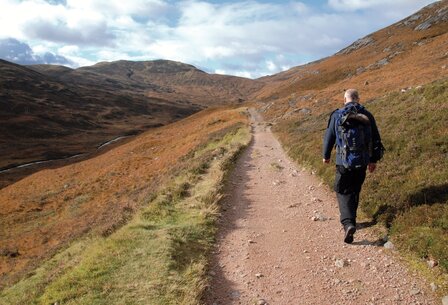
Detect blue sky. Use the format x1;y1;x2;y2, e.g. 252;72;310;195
0;0;437;78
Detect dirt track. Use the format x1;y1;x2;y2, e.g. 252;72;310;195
204;109;436;305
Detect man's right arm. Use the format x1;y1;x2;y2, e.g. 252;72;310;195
322;111;336;162
366;111;384;163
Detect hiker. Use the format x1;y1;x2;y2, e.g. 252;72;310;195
322;89;384;244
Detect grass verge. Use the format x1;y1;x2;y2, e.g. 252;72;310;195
273;79;448;294
0;111;251;305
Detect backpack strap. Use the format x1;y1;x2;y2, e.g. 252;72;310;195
326;109;339;128
339;103;370;126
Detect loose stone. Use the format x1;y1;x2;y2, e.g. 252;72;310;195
427;259;438;268
442;295;448;305
335;259;349;268
383;241;395;249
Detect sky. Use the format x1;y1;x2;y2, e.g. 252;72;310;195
0;0;438;78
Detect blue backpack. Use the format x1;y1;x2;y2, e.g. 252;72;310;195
335;104;372;169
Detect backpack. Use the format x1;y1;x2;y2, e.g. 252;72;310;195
335;104;372;169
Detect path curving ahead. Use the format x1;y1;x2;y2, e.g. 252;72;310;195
204;109;436;305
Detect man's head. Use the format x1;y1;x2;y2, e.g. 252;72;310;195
344;89;359;104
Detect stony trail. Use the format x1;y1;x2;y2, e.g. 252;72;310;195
204;109;437;305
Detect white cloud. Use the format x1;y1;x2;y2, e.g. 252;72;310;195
24;20;115;46
328;0;380;11
136;1;319;76
66;0;171;19
31;43;52;54
266;60;277;72
58;45;80;55
214;69;227;75
234;71;253;78
204;46;236;58
0;0;438;77
291;1;310;14
63;55;95;67
327;0;435;13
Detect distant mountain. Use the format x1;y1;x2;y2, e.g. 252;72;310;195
31;59;263;106
254;0;448;118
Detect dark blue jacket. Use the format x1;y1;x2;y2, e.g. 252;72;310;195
322;102;383;165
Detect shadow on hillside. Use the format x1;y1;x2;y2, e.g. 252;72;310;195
408;183;448;206
372;204;398;227
367;184;448;228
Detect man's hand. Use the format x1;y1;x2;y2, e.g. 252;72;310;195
323;159;330;164
368;163;376;173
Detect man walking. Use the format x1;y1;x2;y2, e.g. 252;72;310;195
322;89;384;243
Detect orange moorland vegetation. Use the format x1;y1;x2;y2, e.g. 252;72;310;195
0;106;249;287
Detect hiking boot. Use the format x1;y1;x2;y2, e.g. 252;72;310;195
344;225;356;244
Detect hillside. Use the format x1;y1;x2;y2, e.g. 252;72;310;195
1;59;262;188
0;106;250;292
254;0;448;119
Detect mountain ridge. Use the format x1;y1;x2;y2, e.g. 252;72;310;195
29;59;263;106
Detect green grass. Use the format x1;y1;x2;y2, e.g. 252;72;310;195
274;79;448;283
0;123;251;305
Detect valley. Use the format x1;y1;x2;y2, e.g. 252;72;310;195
0;59;262;188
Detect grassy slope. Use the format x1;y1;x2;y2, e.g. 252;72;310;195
0;107;251;304
0;105;246;287
273;79;447;290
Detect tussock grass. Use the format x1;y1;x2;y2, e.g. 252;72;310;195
274;79;448;289
0;112;251;304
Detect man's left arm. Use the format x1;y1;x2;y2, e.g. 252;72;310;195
322;112;336;163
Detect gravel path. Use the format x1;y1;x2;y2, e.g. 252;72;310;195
204;109;437;305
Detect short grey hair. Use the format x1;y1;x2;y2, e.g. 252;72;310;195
344;89;359;103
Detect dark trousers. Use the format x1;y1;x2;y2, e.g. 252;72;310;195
334;165;366;227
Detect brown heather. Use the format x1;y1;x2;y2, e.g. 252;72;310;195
0;106;249;289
